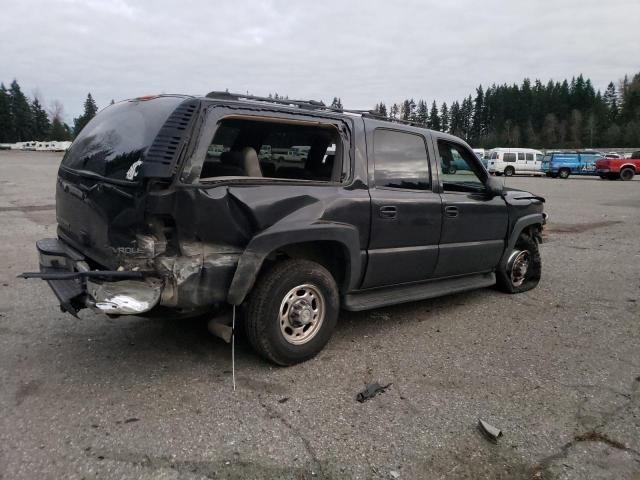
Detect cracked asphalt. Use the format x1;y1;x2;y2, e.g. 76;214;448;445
1;151;639;479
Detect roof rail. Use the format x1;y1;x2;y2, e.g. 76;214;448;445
205;90;428;128
205;91;328;111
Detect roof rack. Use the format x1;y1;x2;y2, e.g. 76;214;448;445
205;91;428;128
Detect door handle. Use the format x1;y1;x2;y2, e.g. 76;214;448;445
445;206;459;218
378;205;397;219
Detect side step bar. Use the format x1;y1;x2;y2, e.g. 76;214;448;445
342;272;496;311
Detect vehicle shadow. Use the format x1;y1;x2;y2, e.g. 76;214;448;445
22;286;501;392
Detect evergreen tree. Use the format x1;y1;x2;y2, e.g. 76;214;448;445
330;97;343;109
0;83;11;143
416;100;428;126
49;116;71;141
620;73;640;124
73;93;98;136
460;96;473;141
603;82;619;123
9;80;34;141
470;86;485;144
31;98;51;140
401;99;416;121
449;101;462;137
428;101;440;130
390;103;400;119
440;102;449;133
378;102;387;117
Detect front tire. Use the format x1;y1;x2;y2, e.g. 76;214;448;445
496;231;541;294
504;166;515;177
244;259;339;365
558;168;570;179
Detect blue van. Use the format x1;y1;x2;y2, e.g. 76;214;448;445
541;151;603;179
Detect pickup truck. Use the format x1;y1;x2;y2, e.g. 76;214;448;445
595;152;640;180
21;92;547;365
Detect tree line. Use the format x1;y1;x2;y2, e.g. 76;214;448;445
0;79;100;143
4;72;639;148
372;72;640;148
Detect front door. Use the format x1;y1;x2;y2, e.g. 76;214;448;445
434;139;508;277
362;127;442;288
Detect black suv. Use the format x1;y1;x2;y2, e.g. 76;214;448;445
24;92;546;365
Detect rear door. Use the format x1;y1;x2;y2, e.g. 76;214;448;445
363;124;442;288
434;138;508;277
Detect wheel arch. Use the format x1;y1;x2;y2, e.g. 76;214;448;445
499;214;544;269
227;223;361;305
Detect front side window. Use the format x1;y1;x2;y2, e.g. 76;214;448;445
438;140;486;193
373;129;430;190
503;152;516;162
183;117;342;183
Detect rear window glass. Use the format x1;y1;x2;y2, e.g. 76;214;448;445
62;96;184;181
503;153;516;162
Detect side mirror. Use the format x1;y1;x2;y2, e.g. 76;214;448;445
486;176;504;197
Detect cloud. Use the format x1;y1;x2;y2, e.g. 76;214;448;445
1;0;638;121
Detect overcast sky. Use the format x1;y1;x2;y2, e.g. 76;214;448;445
2;0;639;121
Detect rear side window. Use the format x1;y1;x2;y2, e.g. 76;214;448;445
373;129;430;190
62;96;184;181
503;153;516;162
186;117;342;183
517;152;525;161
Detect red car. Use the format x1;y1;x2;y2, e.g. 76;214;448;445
595;152;640;181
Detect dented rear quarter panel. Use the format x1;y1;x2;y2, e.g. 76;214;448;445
147;104;372;307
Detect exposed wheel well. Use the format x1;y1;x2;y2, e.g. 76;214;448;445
267;241;349;292
620;164;636;172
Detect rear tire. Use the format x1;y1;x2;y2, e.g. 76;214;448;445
504;166;515;177
558;168;570;179
620;168;635;181
448;165;457;174
496;231;541;294
244;259;339;366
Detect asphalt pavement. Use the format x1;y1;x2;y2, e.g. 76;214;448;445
1;151;639;479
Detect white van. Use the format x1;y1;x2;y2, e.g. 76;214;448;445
486;148;545;176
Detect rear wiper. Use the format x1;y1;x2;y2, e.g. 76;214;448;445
59;165;139;188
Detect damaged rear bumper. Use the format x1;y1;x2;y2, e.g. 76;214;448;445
20;238;163;316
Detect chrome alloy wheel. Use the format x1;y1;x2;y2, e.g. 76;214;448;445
508;250;530;287
279;284;325;345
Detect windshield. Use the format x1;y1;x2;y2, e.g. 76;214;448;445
62;96;185;181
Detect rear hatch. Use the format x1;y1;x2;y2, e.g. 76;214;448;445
56;96;191;269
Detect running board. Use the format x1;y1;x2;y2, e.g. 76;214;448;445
342;272;496;311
